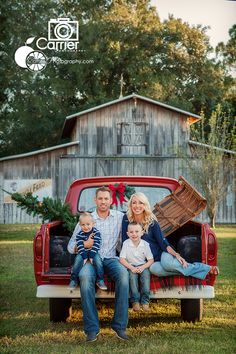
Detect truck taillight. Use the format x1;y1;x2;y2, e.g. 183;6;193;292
35;235;43;260
208;233;217;261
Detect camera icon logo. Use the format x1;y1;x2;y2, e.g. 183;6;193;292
48;18;79;41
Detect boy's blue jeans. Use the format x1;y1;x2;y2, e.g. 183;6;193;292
78;258;129;334
71;252;104;281
129;267;151;305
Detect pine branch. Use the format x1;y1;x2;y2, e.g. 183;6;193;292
2;189;79;234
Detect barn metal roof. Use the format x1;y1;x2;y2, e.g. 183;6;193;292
62;93;201;138
0;141;80;161
189;140;236;155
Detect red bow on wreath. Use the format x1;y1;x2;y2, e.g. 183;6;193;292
108;183;127;206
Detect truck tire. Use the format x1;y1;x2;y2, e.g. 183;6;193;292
49;298;72;322
181;299;203;322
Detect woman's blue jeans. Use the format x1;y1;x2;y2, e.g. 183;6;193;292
150;252;211;280
129;267;150;305
78;258;129;334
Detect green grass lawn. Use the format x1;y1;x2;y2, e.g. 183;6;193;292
0;224;235;354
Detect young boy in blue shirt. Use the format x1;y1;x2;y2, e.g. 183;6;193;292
69;212;107;290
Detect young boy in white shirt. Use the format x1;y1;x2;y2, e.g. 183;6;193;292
119;222;154;312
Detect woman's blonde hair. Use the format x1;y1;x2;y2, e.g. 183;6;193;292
127;192;157;232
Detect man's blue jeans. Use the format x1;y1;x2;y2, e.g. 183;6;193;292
78;258;129;334
71;253;104;281
129;267;150;305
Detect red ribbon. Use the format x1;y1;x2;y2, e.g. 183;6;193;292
108;183;127;206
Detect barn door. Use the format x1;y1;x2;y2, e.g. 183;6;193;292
117;122;148;155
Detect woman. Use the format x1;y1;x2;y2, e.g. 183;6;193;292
122;192;219;279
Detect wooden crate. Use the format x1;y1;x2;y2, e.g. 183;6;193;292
153;176;207;236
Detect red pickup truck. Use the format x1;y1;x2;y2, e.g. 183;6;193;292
33;176;218;323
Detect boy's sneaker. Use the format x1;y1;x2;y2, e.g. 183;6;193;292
132;303;141;312
69;280;78;289
96;280;108;290
141;304;150;312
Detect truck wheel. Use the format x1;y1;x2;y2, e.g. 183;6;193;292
49;298;72;322
181;299;203;322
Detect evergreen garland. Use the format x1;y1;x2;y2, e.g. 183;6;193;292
3;183;136;233
3;190;79;234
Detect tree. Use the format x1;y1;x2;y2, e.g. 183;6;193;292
0;0;69;155
0;0;233;157
186;106;235;227
0;0;106;156
85;3;228;114
150;16;228;115
216;24;236;73
215;24;236;124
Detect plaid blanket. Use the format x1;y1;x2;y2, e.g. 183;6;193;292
103;274;207;293
150;274;207;291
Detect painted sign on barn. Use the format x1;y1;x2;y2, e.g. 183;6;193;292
4;179;52;203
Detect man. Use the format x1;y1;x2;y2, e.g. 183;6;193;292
67;186;129;342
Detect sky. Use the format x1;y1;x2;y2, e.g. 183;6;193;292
151;0;236;48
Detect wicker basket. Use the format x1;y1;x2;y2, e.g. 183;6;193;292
153;176;207;236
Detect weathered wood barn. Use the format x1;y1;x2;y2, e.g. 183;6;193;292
0;94;235;224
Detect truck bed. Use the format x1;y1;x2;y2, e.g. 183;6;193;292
47;221;202;271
